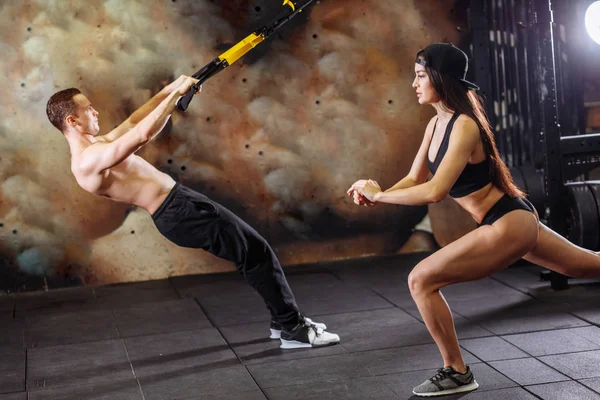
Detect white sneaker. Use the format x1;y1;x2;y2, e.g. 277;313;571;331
279;323;340;349
269;316;327;339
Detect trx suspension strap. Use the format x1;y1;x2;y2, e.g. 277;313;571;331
177;0;317;111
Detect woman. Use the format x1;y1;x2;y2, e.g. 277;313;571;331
348;42;600;397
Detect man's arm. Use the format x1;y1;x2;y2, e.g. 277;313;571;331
103;75;189;142
79;77;199;174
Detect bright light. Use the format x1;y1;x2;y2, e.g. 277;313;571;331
586;1;600;45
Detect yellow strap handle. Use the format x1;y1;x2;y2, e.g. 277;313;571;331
217;33;265;65
217;0;296;65
283;0;295;11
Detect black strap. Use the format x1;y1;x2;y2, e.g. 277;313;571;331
435;112;460;163
427;117;439;162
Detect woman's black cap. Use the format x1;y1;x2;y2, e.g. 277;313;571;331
416;43;480;91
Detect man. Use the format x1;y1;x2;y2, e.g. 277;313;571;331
46;75;340;348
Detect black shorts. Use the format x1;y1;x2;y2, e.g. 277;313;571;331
480;194;535;226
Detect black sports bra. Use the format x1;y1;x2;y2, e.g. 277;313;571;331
427;113;491;198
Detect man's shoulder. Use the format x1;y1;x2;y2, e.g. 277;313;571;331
71;143;105;176
72;163;105;195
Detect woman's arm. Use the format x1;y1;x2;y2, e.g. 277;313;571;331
384;117;438;192
353;116;481;205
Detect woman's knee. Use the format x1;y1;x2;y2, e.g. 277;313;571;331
408;262;437;296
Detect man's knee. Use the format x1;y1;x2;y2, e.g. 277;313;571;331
218;218;274;267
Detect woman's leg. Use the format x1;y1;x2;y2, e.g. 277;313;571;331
408;209;539;372
524;222;600;278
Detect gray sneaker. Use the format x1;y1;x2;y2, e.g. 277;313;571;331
412;366;478;397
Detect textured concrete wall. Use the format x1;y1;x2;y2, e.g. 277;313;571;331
0;0;461;288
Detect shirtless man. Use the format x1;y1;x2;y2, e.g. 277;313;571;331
45;75;340;349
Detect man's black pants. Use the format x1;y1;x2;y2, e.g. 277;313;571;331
152;183;300;330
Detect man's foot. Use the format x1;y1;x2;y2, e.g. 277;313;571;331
412;366;478;397
279;322;340;349
270;316;327;339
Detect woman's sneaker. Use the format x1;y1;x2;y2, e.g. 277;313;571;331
412;366;478;397
270;316;327;339
279;322;340;349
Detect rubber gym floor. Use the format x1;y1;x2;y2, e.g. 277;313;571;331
2;252;600;399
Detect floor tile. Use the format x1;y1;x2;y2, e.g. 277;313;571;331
196;290;270;327
457;387;539;399
94;280;180;307
488;357;569;385
247;353;372;388
314;308;432;353
24;309;118;348
0;347;26;394
378;368;438;398
580;377;600;393
0;369;25;394
14;288;95;318
179;390;267;400
124;328;239;377
539;350;600;379
0;319;24;348
571;326;600;346
371;287;421;319
525;380;600;400
372;289;492;339
290;282;394;318
138;365;258;400
264;376;398;399
467;363;521;392
503;327;600;356
172;273;256;300
456;294;589;335
573;308;600;326
491;265;547;293
0;393;27;400
530;281;600;307
114;298;211;338
27;379;143;400
441;278;525;303
0;295;15;318
27;340;133;390
461;336;529;361
454;314;495;339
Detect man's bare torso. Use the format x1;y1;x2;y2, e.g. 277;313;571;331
72;147;176;215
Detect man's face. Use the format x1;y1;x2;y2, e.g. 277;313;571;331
69;94;100;135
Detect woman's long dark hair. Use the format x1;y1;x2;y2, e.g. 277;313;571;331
423;65;525;198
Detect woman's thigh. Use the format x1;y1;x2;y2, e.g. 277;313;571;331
410;209;539;291
523;222;600;278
